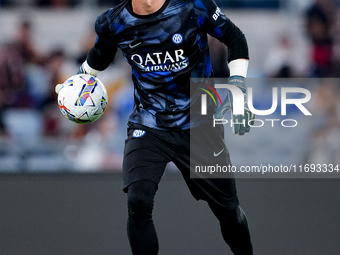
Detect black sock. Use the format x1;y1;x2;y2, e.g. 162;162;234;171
127;180;159;255
209;204;253;255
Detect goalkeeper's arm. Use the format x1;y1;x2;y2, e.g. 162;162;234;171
210;12;255;135
56;12;117;94
79;11;117;76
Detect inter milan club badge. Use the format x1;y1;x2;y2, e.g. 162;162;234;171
172;33;183;44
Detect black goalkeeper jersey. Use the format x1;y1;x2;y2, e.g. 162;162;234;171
88;0;248;130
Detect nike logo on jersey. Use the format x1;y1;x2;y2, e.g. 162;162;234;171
129;42;142;48
213;148;224;157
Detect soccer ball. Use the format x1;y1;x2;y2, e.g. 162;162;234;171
57;74;108;124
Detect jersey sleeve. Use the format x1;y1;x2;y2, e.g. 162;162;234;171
196;0;249;62
86;9;118;71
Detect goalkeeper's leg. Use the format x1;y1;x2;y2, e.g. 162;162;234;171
127;180;159;255
209;204;253;255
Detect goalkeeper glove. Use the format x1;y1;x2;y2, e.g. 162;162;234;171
55;61;101;94
78;61;101;77
213;76;255;136
55;83;62;94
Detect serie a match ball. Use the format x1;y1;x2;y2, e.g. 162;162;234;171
57;74;108;124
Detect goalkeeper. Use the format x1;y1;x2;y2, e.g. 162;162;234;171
57;0;255;254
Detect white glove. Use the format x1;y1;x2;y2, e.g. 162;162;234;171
55;84;62;94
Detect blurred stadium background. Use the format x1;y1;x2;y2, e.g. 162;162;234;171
0;0;340;172
0;1;340;255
